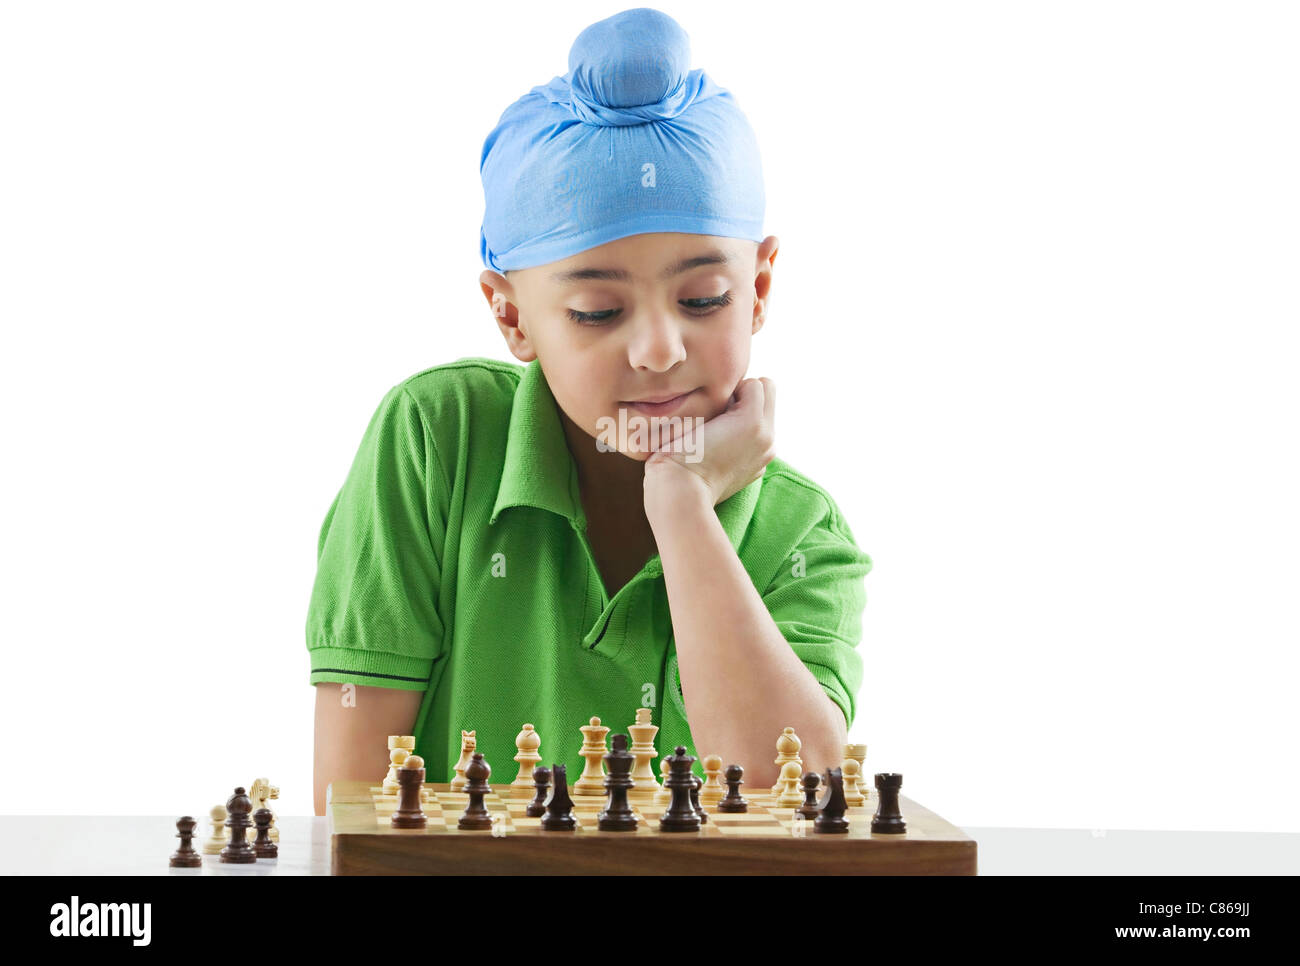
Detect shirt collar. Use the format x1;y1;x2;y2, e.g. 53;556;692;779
489;358;765;567
490;357;583;527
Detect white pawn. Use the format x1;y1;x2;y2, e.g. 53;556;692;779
200;804;228;854
655;753;674;806
700;754;725;807
513;723;542;790
841;758;866;807
845;742;868;800
770;727;802;796
776;760;804;807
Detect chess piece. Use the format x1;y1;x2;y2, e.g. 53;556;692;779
845;743;868;799
169;816;202;868
628;708;660;790
458;753;494;830
391;755;428;829
252;808;278;857
383;738;413;795
526;765;551;818
654;753;674;806
200;804;228;854
717;764;749;813
777;760;804;807
871;772;907;834
797;772;823;819
700;754;725;807
841;757;866;807
574;716;610;796
541;763;576;831
689;774;708;824
386;747;432;803
814;767;850;834
658;746;702;832
248;778;280;843
513;723;542;790
219;787;257;863
451;730;476;791
770;727;802;795
598;734;639;831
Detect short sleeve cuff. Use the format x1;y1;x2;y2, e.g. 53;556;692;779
308;645;432;690
803;662;853;730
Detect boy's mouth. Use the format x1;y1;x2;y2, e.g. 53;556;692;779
619;389;697;415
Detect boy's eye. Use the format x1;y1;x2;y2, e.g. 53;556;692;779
566;291;733;326
566;308;619;325
683;292;733;312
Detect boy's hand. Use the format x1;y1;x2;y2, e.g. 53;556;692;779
642;377;776;513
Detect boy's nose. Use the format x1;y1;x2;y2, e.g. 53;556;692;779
626;313;687;373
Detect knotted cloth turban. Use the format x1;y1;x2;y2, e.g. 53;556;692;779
478;7;766;272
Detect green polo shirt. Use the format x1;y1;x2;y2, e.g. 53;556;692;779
306;356;872;783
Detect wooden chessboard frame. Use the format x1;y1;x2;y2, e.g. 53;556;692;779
327;780;977;875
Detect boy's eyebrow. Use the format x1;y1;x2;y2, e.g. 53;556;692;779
548;248;737;285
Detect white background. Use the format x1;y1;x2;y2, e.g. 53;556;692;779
1;1;1295;832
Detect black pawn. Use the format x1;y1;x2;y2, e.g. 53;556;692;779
219;787;257;863
797;772;823;819
814;767;849;834
252;808;278;857
717;764;749;813
658;746;701;832
598;734;638;831
541;763;576;831
169;816;202;868
871;772;906;834
525;765;551;818
459;753;494;830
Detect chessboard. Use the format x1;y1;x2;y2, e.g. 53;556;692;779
327;780;977;875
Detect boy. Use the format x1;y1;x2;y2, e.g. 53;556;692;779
308;8;872;816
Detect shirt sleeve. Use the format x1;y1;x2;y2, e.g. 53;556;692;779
762;503;873;729
305;383;447;691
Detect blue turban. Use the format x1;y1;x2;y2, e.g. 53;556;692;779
478;7;766;272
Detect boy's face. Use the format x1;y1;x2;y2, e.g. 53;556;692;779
484;231;777;462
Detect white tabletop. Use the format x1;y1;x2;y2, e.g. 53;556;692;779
2;817;1297;875
2;816;330;877
964;826;1300;875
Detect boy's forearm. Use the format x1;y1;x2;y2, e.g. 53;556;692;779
648;490;848;789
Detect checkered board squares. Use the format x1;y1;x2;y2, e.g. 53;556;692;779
328;780;977;874
367;783;870;837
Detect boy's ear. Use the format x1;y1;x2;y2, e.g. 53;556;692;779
752;235;778;334
479;270;514;320
481;270;537;363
